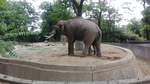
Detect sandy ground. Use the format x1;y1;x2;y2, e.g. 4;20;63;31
14;42;126;66
0;82;8;84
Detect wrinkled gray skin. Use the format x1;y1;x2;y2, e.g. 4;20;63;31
54;18;102;57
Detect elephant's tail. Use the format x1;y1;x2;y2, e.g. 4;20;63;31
98;30;102;42
94;30;102;43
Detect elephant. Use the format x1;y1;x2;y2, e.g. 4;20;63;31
54;17;102;57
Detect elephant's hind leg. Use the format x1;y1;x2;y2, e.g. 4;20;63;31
93;41;101;57
83;34;95;56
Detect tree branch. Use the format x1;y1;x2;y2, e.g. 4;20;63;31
70;0;85;16
69;0;78;15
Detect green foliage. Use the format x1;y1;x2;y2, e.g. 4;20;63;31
102;26;144;42
141;25;150;40
2;32;42;42
102;27;123;42
0;22;41;42
0;1;37;29
0;0;40;42
83;1;123;42
142;6;150;24
141;3;150;40
0;0;144;42
0;40;16;57
124;30;145;41
0;22;7;35
0;0;6;8
84;0;143;42
126;19;142;37
84;1;108;26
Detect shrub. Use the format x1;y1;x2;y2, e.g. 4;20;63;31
141;25;150;40
0;40;16;57
2;31;44;42
102;28;144;42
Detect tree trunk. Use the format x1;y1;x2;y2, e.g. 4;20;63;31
97;0;106;28
143;0;146;9
98;11;102;28
70;0;84;17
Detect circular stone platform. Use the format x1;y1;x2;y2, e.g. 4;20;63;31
0;43;143;81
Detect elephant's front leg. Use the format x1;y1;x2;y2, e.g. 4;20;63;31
68;40;74;56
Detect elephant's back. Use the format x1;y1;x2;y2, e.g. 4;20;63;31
68;18;100;32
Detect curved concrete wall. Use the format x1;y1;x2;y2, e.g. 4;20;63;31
112;43;150;59
0;73;149;84
0;45;143;81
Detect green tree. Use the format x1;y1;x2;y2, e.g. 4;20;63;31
141;3;150;40
126;19;142;36
0;0;40;42
85;0;108;27
141;25;150;40
142;6;150;24
84;0;122;42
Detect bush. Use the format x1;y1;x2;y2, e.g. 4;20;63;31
125;31;144;41
102;28;144;42
2;32;44;42
0;40;16;57
102;28;126;42
121;31;144;42
141;25;150;40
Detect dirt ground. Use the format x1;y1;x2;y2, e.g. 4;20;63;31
0;82;8;84
14;42;126;66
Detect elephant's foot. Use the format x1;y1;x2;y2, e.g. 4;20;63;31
82;52;90;57
82;53;88;57
80;54;87;57
68;53;74;56
96;53;102;57
88;54;92;56
88;51;97;56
